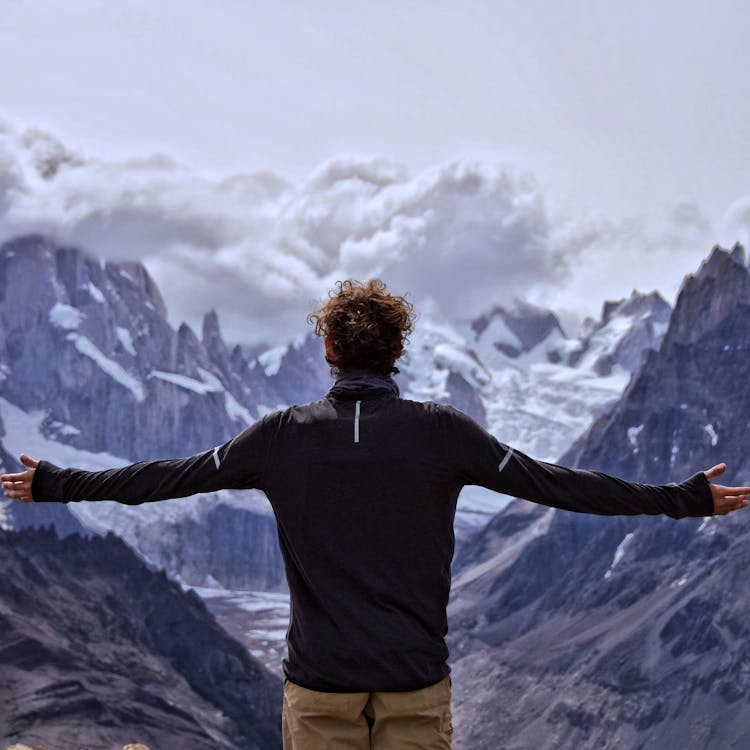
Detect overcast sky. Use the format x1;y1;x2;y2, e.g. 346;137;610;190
1;0;748;342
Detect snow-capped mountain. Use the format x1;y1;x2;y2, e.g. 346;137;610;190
447;244;750;750
0;233;669;586
394;292;671;527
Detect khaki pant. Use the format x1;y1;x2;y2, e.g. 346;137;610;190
282;676;453;750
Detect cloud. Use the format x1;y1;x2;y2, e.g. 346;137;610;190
721;195;750;249
531;198;723;332
1;119;743;345
0;119;570;344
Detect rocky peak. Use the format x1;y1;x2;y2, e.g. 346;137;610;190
470;300;566;358
201;309;223;349
662;243;750;352
0;234;263;459
606;290;670;323
568;290;671;376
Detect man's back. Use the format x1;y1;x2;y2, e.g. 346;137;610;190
264;376;460;692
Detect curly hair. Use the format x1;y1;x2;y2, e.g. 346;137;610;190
308;279;416;375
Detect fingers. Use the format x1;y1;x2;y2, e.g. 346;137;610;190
0;455;37;503
714;499;748;516
704;463;727;480
2;479;32;499
711;486;750;515
2;469;34;502
0;469;34;483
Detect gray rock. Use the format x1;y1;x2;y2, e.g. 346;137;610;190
0;526;282;750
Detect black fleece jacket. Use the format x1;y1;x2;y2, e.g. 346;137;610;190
32;374;714;692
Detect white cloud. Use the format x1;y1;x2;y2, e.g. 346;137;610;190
0;119;745;345
531;199;721;332
721;196;750;249
0;120;572;343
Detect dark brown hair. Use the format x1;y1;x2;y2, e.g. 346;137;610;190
308;279;415;375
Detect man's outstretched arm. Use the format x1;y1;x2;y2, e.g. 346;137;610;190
1;415;272;505
443;407;750;519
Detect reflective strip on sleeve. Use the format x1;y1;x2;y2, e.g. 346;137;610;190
354;400;361;444
212;446;221;470
497;447;514;475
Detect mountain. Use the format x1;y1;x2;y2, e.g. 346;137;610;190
447;244;750;750
569;290;671;376
0;234;287;590
0;526;281;750
0;232;666;564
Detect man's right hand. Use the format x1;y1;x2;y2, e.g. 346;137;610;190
1;454;40;503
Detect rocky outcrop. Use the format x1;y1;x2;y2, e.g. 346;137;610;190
0;526;282;750
448;244;750;749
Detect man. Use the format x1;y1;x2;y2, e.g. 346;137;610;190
3;278;749;750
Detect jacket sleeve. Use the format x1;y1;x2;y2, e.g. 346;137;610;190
442;406;714;519
30;413;275;505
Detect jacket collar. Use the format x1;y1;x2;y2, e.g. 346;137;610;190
328;369;400;399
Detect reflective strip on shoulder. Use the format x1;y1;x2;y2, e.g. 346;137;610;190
497;447;514;475
354;400;361;444
212;446;221;470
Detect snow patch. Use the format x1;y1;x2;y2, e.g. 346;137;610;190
627;424;644;450
577;313;634;371
48;420;81;437
193;367;254;424
225;392;253;424
87;282;105;303
67;333;145;401
196;367;224;390
604;532;634;579
698;517;715;533
258;345;289;376
149;370;223;395
479;314;522;350
116;326;136;355
49;303;83;330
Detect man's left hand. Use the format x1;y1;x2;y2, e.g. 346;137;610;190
704;463;750;515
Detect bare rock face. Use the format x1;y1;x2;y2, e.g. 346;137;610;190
0;527;282;750
448;244;750;749
134;502;287;591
